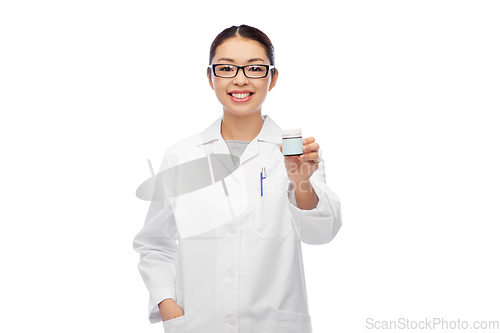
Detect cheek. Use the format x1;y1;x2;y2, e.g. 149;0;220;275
255;80;270;92
215;88;230;104
216;88;228;99
212;84;225;96
255;84;269;95
214;81;228;94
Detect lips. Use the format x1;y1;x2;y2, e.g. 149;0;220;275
226;88;255;103
228;92;254;103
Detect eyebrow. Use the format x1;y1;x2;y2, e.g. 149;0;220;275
217;57;267;63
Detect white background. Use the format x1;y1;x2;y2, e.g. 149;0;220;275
1;1;499;332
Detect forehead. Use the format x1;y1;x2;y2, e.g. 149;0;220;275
214;37;269;63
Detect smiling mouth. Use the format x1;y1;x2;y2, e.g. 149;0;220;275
228;92;254;99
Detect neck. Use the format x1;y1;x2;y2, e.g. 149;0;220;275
221;111;264;141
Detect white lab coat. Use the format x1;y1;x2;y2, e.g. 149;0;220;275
133;114;342;333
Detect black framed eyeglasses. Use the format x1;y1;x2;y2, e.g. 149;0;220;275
209;64;275;78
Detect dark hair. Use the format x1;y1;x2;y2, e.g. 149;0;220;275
208;24;276;76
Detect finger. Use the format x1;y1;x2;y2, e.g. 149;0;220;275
303;137;315;145
300;152;320;162
303;142;320;153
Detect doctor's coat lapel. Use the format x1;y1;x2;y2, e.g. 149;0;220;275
198;114;281;173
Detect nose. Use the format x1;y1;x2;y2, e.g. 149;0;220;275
233;67;248;85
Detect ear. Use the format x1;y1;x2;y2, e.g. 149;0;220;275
268;68;279;91
207;67;214;90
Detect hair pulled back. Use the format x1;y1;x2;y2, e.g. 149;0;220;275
208;24;276;76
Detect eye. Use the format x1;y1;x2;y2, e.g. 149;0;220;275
219;65;234;71
248;66;264;72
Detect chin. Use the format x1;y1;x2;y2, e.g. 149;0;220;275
224;108;256;116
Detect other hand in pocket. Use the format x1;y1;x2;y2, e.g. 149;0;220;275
159;298;185;321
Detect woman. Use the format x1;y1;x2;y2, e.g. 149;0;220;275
133;24;342;333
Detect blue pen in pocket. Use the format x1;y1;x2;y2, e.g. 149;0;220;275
260;167;266;196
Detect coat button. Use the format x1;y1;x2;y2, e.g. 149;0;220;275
227;316;237;325
228;226;237;235
226;270;236;280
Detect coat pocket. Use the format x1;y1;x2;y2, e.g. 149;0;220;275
278;310;312;333
254;174;293;239
162;315;186;333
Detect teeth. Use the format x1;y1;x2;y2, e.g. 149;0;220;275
231;93;251;98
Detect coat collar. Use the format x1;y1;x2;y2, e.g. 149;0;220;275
198;114;281;146
197;114;281;174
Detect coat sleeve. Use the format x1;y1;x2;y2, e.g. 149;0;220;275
286;147;342;245
132;148;178;324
